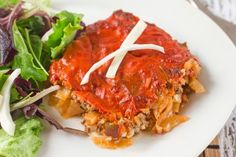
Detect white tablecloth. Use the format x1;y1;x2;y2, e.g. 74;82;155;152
201;0;236;24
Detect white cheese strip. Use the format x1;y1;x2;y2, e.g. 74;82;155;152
0;69;21;136
80;44;164;85
106;20;147;78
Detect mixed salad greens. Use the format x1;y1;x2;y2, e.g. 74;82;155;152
0;0;86;156
0;117;43;157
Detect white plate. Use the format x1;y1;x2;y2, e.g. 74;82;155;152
38;0;236;157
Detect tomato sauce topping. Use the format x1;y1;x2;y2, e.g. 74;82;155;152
49;10;194;117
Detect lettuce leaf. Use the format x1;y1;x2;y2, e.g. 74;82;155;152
0;117;43;157
0;73;21;103
0;73;8;89
10;87;21;103
17;16;51;72
46;11;83;58
0;0;19;8
16;16;45;36
12;21;48;85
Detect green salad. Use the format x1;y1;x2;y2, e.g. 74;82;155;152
0;0;86;156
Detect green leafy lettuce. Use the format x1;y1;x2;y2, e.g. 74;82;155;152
0;117;43;157
0;73;21;103
0;0;18;8
16;16;45;36
46;11;83;58
12;21;48;85
0;73;8;89
10;87;22;104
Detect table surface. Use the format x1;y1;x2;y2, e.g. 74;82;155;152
197;1;236;157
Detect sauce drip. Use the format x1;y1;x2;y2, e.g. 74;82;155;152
92;136;132;149
49;10;194;117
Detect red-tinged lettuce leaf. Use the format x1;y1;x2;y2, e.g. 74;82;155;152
0;25;16;65
23;104;38;119
0;2;23;31
0;3;23;66
12;72;42;106
0;9;10;18
36;107;88;136
14;77;40;97
23;104;88;136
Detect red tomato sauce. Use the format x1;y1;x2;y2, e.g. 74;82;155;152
49;10;194;117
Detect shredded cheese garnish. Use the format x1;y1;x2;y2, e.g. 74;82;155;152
0;69;21;136
80;44;164;85
106;20;147;78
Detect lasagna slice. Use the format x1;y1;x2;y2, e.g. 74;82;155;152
49;10;204;148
